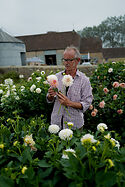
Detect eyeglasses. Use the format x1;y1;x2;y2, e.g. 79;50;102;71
62;58;77;62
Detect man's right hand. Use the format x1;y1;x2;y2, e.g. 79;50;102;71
47;87;56;100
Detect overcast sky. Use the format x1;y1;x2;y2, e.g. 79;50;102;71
0;0;125;37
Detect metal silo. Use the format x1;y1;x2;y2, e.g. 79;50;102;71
0;29;26;66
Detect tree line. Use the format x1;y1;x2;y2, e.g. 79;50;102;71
78;15;125;48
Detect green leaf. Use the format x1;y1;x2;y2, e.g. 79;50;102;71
95;170;117;187
0;176;14;187
38;160;51;167
21;147;32;163
38;167;53;179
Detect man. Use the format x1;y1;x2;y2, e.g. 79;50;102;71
47;46;93;130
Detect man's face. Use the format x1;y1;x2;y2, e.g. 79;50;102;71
63;49;79;72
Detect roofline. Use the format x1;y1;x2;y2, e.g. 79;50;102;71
16;30;79;38
0;41;25;44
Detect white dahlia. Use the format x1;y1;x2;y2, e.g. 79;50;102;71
59;129;73;140
97;123;108;132
62;148;76;159
48;124;60;134
81;134;97;145
36;88;41;93
30;84;36;92
62;75;73;87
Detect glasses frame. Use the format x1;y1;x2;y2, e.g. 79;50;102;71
62;58;78;62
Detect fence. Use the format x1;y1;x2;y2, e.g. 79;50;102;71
0;65;97;78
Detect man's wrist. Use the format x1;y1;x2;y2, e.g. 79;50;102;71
47;94;54;101
67;100;72;107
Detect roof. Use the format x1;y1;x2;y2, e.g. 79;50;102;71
16;31;81;52
80;37;102;53
102;48;125;59
0;29;24;43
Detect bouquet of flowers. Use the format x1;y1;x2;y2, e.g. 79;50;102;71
46;74;74;118
46;74;73;93
46;74;59;92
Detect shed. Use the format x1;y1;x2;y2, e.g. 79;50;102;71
0;29;26;66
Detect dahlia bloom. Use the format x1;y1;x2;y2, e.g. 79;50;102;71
36;88;41;93
89;105;93;110
117;109;123;114
81;134;97;145
93;108;98;113
113;82;119;88
24;134;35;147
103;88;109;94
108;68;113;73
97;123;108;132
119;83;125;88
41;71;45;75
59;129;73;140
4;78;13;85
36;77;41;81
30;84;36;92
91;111;97;117
48;124;60;134
110;138;120;149
62;74;73;87
28;77;32;82
62;148;76;159
47;74;58;88
113;94;117;100
19;74;24;79
0;89;3;94
99;100;105;108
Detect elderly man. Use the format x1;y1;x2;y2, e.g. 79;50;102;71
47;46;93;130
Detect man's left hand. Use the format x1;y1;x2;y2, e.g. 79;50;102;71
57;92;71;107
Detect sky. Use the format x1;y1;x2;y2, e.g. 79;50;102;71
0;0;125;37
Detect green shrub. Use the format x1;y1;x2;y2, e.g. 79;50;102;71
0;115;125;186
1;71;20;83
0;70;53;122
85;61;125;142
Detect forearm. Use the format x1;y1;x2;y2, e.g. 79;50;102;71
67;100;83;110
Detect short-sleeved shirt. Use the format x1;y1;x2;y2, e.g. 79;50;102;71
47;70;93;129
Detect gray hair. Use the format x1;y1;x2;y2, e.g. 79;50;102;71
64;45;81;59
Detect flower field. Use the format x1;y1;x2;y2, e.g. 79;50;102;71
0;61;125;186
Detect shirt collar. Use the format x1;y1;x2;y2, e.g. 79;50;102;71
61;69;80;77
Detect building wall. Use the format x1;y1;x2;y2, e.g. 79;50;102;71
56;49;64;65
26;49;64;65
81;52;103;64
90;52;103;64
104;57;125;62
25;50;104;65
0;43;26;66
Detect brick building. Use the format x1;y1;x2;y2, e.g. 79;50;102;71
16;30;125;66
16;31;103;65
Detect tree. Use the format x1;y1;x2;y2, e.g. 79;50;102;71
78;15;125;48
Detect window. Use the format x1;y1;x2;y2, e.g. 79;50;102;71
45;55;57;65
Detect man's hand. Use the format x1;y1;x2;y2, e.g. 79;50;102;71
57;92;83;110
57;92;71;106
47;87;56;101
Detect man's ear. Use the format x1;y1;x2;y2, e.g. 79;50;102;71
77;58;81;65
78;58;81;62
